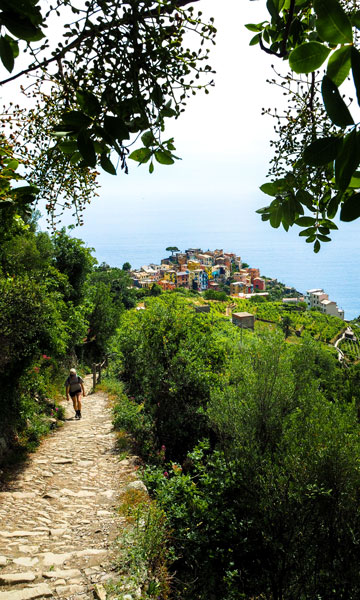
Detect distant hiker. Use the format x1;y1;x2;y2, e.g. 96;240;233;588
65;368;85;419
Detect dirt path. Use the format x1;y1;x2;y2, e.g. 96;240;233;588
0;376;137;600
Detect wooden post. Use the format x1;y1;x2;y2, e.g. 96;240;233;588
92;363;97;391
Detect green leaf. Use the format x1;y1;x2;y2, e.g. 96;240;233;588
260;179;288;196
129;148;152;163
104;116;130;141
340;193;360;221
149;162;154;174
151;84;163;108
295;216;316;226
5;35;18;59
334;129;360;190
260;183;278;196
0;35;14;72
100;152;117;175
317;234;331;241
62;111;92;130
256;206;270;214
10;185;38;197
299;227;316;236
93;141;106;154
249;33;261;46
58;141;77;154
321;75;354;126
351;11;360;29
5;158;19;170
282;198;296;224
320;219;338;230
155;151;174;165
77;131;96;167
266;0;280;20
348;172;360;188
269;205;282;228
314;0;353;44
303;136;341;166
161;107;177;118
351;47;360;106
314;240;321;253
327;194;341;218
296;189;314;210
245;23;265;32
69;152;82;165
327;46;351;87
1;13;44;42
94;125;114;146
141;131;155;147
76;90;101;117
289;42;330;74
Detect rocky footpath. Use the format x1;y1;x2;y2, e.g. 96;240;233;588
0;376;139;600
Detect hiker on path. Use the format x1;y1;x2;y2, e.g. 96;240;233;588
65;368;86;419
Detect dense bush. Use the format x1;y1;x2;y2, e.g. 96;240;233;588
203;289;228;301
112;295;240;460
143;334;360;600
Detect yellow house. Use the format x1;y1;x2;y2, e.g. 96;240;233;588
187;260;201;271
205;266;213;280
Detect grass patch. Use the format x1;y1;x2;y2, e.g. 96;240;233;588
112;490;172;600
101;377;157;461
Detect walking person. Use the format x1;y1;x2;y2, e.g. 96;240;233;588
65;368;86;419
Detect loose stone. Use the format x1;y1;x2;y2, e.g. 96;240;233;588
0;572;36;584
13;557;39;567
94;583;107;600
43;568;81;579
0;583;52;600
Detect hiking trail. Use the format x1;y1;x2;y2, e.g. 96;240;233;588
0;375;139;600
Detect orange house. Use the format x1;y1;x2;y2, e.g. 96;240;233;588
158;280;176;291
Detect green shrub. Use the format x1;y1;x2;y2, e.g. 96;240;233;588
143;336;360;600
112;295;238;461
114;494;172;599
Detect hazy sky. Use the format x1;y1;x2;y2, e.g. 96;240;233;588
56;0;281;232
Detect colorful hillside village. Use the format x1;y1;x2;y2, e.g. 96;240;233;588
131;247;266;297
130;247;345;319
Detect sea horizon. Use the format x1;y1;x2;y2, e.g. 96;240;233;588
71;192;359;321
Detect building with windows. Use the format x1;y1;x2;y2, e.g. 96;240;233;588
306;288;344;319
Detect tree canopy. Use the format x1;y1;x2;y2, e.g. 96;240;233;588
0;0;215;227
1;0;360;247
250;0;360;250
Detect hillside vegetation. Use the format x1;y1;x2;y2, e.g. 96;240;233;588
109;294;360;600
3;229;360;599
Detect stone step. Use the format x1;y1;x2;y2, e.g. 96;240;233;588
0;573;36;585
0;583;52;600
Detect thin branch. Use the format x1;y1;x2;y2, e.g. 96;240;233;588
259;0;296;59
0;28;94;86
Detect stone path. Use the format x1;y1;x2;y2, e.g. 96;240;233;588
0;376;138;600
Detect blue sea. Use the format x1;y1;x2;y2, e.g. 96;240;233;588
63;171;360;321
